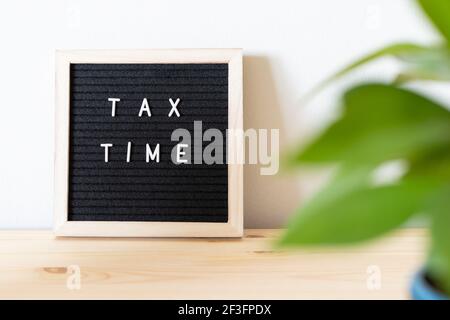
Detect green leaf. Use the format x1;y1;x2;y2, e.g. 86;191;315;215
418;0;450;43
303;43;431;101
407;143;450;182
394;46;450;84
393;70;450;85
426;185;450;295
278;176;438;246
329;44;428;79
289;84;450;166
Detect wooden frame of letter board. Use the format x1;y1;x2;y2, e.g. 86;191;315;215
54;49;243;237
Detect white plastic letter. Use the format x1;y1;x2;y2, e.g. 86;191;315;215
168;98;181;117
108;98;120;117
126;141;132;162
176;144;188;164
146;144;160;163
138;98;152;117
100;143;113;162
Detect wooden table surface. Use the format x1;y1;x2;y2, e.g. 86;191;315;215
0;229;426;299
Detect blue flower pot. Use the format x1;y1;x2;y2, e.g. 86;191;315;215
410;269;449;300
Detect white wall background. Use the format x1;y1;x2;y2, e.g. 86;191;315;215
0;0;447;229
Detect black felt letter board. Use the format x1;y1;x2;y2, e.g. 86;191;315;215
68;63;228;222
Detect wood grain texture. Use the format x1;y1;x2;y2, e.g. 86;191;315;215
0;229;426;299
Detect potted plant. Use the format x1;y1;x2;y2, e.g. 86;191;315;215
279;0;450;300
